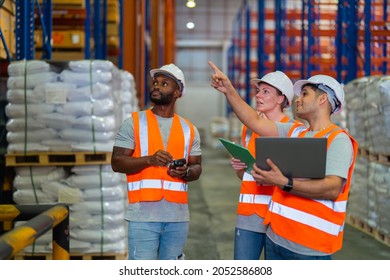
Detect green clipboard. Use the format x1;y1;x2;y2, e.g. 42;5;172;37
219;138;255;171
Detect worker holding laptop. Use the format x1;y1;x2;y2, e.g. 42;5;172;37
228;71;300;260
209;61;358;260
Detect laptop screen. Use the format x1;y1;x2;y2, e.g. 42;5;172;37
255;137;327;178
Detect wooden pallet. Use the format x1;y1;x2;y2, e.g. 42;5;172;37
368;153;390;165
347;215;390;247
347;215;374;235
14;252;127;260
5;152;112;167
357;148;369;157
358;148;390;166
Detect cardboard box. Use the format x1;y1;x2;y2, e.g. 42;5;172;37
0;8;14;59
35;29;85;49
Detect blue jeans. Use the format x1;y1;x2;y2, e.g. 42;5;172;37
265;236;332;260
234;228;266;260
127;221;189;260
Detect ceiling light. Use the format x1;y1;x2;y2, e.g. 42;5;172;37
186;22;195;29
186;0;196;8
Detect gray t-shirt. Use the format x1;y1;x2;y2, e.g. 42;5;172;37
266;122;354;256
114;113;202;222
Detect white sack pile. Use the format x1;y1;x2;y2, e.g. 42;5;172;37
6;59;138;152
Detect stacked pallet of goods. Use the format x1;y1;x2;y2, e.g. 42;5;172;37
345;75;390;246
5;59;139;259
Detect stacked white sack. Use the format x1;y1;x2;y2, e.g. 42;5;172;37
55;165;127;254
344;75;390;154
13;165;128;254
56;60;121;152
368;162;390;235
6;60;59;152
113;70;140;123
346;156;372;224
344;75;390;236
6;59;127;152
12;166;67;205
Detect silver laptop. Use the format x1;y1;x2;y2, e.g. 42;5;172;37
255;137;327;178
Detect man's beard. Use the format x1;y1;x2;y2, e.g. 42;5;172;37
149;90;174;105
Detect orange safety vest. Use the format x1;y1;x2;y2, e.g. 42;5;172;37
126;109;195;204
264;124;358;254
237;116;299;217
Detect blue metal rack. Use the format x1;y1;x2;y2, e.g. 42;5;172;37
13;0;53;60
274;0;285;72
15;0;36;60
256;0;265;78
364;0;371;77
35;0;52;60
93;0;108;59
336;0;359;84
244;5;251;105
12;0;124;66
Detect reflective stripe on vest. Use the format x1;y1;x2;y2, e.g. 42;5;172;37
126;110;194;204
239;194;272;205
128;180;188;192
237;116;297;217
268;201;344;236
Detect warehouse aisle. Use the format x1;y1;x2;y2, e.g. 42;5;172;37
184;145;390;260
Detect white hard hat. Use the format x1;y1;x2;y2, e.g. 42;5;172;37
251;71;294;106
293;75;344;114
150;64;186;96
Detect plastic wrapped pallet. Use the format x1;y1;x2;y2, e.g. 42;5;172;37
370;162;390;235
12;164;128;255
5;59;138;152
345;75;390;238
64;164;127;254
5;60;59;152
114;70;140;122
344;75;390;154
12;166;67;204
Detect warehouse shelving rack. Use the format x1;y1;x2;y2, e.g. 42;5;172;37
13;0;123;63
228;0;390;105
357;0;389;77
229;2;254;111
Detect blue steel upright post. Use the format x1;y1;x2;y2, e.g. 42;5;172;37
94;0;108;59
306;0;313;77
245;5;251;105
301;0;306;78
381;0;387;74
274;0;282;71
85;0;91;59
257;0;265;77
15;0;35;60
344;0;358;83
34;0;52;60
364;0;371;76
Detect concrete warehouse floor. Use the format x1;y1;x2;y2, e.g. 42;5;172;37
184;145;390;260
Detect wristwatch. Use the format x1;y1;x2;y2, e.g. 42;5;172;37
283;177;293;192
